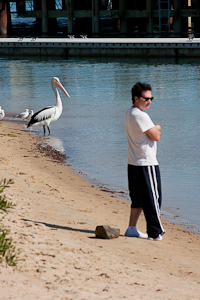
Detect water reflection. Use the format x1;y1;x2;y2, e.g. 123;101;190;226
43;136;65;153
1;55;200;234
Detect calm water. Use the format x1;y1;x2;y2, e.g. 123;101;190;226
1;55;200;234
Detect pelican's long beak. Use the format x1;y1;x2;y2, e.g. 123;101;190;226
56;81;71;99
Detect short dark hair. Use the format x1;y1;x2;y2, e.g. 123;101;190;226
131;82;152;104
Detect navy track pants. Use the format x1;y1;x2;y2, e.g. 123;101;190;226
128;164;165;238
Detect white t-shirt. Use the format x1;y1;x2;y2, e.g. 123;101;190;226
125;106;159;166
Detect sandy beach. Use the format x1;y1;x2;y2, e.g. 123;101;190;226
0;121;200;300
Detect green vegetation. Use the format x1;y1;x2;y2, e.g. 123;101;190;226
0;179;21;267
0;133;17;137
0;179;15;212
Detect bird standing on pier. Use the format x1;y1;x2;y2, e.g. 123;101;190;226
15;109;29;122
27;77;71;135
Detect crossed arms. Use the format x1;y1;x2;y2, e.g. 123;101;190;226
145;124;161;142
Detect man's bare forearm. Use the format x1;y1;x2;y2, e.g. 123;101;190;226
145;124;161;141
155;124;161;131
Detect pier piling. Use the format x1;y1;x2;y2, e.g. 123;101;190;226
0;1;200;38
0;1;7;35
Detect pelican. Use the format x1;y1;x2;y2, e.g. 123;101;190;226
0;107;5;124
27;77;71;135
15;109;29;122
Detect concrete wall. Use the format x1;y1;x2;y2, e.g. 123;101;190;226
0;38;200;57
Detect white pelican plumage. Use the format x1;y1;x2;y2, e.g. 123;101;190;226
15;109;29;122
0;107;5;124
27;77;71;135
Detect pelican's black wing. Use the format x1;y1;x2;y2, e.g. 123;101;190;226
27;106;56;127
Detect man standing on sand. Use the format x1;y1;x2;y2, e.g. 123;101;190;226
124;82;165;241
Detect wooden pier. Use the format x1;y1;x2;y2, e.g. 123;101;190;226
0;1;200;38
0;37;200;57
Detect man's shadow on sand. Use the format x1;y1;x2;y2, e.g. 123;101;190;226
22;218;95;235
22;218;124;239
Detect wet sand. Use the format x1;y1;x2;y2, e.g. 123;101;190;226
0;122;200;300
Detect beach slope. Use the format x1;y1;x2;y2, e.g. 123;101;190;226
0;122;200;300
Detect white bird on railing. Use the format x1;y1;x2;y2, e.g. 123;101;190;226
27;77;71;135
15;109;29;122
0;107;5;124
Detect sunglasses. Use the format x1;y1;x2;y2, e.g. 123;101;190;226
140;96;154;101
